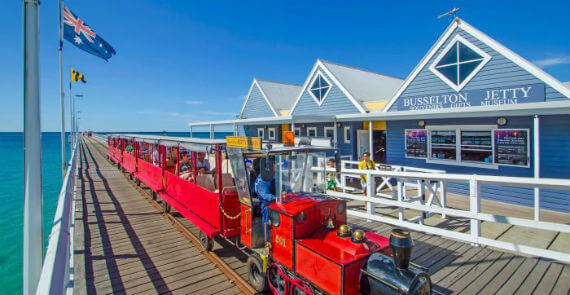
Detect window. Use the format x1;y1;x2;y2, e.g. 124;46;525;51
343;126;351;143
268;128;276;140
460;130;492;163
430;130;457;160
294;127;301;137
257;128;264;139
427;125;496;168
429;35;491;91
308;72;332;105
324;127;335;141
307;127;317;137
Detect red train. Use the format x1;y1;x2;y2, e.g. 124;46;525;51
105;134;432;295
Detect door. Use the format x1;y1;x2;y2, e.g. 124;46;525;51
373;131;386;163
357;130;369;159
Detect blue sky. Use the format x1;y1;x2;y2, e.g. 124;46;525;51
2;0;569;132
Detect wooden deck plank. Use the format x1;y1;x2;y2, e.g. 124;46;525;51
532;262;564;295
496;257;539;295
551;264;570;295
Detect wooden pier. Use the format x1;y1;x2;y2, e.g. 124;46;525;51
75;137;570;295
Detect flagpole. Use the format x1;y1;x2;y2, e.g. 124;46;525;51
58;0;66;176
23;0;43;293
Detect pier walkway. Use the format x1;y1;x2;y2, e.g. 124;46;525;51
78;137;570;295
74;138;242;295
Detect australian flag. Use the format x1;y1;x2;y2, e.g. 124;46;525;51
63;6;116;61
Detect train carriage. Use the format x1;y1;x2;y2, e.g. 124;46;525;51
105;133;433;295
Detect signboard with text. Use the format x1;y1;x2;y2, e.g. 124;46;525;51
493;129;529;167
405;129;428;158
396;83;545;111
226;136;262;150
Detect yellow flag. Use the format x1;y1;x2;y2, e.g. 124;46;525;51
70;68;86;83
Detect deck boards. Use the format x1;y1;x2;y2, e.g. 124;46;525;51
81;136;570;295
74;138;240;295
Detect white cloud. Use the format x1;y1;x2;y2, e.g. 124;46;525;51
184;100;205;105
137;110;192;119
533;56;570;68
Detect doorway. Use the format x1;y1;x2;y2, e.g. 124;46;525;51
373;130;386;163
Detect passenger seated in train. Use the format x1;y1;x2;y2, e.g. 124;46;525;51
196;152;210;172
178;151;193;180
166;148;177;167
198;166;207;176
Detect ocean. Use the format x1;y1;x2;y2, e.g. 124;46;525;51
0;131;230;295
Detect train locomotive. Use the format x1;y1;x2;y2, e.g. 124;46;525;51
105;133;432;295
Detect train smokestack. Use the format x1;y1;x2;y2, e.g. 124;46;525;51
389;228;413;269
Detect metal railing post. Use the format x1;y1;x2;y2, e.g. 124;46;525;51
469;177;481;245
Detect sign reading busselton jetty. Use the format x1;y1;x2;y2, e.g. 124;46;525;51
397;83;545;111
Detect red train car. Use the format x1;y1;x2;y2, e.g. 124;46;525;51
105;134;432;295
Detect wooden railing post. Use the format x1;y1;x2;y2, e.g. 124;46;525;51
440;180;447;219
397;179;404;221
366;170;374;221
469;177;481;245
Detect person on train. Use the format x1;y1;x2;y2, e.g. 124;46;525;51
125;143;134;154
254;157;276;242
198;167;208;176
196;152;210;172
178;151;193;180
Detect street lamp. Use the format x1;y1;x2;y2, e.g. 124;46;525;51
70;94;83;146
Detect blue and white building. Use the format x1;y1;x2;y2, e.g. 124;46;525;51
190;18;570;212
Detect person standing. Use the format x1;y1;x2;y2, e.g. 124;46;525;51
357;152;376;196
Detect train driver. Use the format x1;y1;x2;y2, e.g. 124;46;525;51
254;157;280;242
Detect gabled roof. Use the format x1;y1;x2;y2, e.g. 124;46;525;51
239;79;302;118
563;81;570;89
256;80;302;113
384;18;570;112
289;59;403;114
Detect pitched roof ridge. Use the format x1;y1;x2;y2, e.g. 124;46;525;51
320;59;404;81
256;78;302;87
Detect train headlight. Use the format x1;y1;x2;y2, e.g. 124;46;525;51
351;229;366;243
337;224;351;237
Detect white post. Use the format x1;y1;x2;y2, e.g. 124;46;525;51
333;120;338;148
469;177;481;245
418;180;425;225
23;0;43;293
58;0;66;176
368;121;374;161
440;180;447;219
291;122;295;133
366;170;374;220
233;123;238;136
533;115;540;221
397;180;404;221
210;124;214;139
189;126;193;138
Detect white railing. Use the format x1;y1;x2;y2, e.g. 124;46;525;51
91;133;108;143
327;167;570;263
36;140;80;295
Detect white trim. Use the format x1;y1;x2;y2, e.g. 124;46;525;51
384;18;570;113
343;126;351;144
324;126;335;142
307;127;317;137
428;35;491;92
307;71;333;106
239;79;279;118
289;60;367;115
257;128;265;139
267;127;276;140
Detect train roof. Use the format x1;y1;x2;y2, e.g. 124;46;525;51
109;134;226;152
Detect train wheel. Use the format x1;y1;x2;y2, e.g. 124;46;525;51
135;178;141;186
199;231;213;251
129;174;133;180
268;264;288;295
151;191;157;201
291;280;312;295
247;255;268;293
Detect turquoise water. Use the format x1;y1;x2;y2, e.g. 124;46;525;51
0;131;229;295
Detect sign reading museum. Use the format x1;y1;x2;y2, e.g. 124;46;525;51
397;83;545;111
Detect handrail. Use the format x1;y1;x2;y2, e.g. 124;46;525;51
35;138;80;295
328;166;570;263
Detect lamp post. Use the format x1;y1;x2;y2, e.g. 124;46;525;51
71;94;83;146
23;0;43;293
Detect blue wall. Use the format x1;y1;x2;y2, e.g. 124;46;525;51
386;115;570;212
241;85;275;118
388;27;568;112
291;66;360;116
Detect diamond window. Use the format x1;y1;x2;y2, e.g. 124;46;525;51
309;73;331;105
429;35;491;91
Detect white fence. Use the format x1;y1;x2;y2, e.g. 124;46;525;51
36;140;80;295
326;164;570;263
